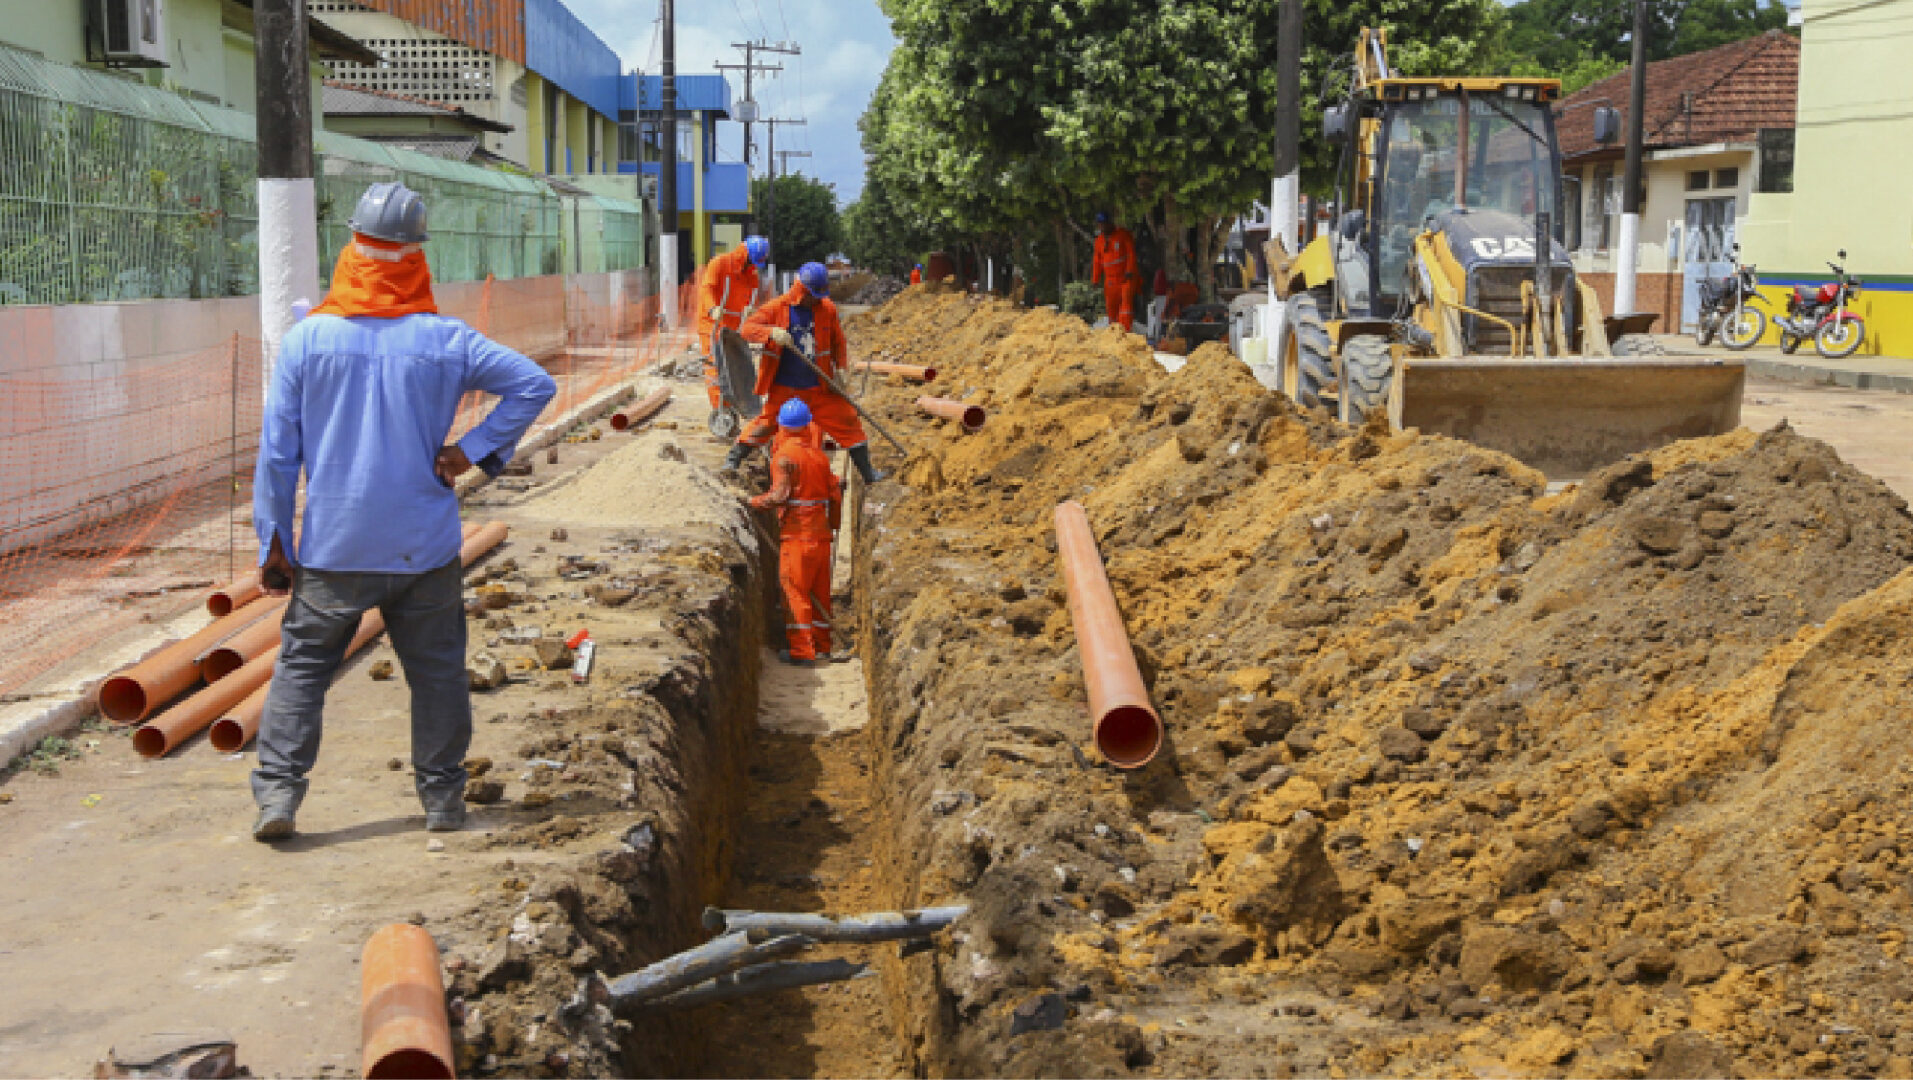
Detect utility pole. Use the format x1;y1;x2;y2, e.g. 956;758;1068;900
1271;0;1302;314
775;150;811;175
659;0;679;329
717;40;798;234
1615;0;1649;315
761;117;806;288
254;0;320;393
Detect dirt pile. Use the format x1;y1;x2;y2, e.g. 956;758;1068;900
845;289;1913;1077
847;275;908;306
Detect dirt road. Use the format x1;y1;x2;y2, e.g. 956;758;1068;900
1741;376;1913;499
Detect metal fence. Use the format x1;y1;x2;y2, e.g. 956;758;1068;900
0;43;642;306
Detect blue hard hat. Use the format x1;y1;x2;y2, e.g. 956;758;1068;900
798;262;830;298
350;181;429;243
1094;210;1111;225
777;398;812;429
745;236;769;267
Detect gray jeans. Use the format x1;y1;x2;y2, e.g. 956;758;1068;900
251;559;470;814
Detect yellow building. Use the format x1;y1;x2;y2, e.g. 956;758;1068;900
1740;0;1913;355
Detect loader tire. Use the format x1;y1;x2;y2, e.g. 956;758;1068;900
1339;335;1394;424
1610;333;1667;358
1281;291;1335;408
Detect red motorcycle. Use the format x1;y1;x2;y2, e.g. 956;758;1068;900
1775;250;1865;359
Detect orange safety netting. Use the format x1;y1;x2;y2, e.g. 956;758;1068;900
0;273;702;700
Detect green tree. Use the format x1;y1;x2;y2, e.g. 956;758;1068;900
1503;0;1788;70
842;176;941;277
753;174;844;269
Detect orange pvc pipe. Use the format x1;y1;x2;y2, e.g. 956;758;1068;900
1054;501;1164;769
857;360;936;383
199;597;291;682
916;396;987;434
133;643;280;758
207;573;261;617
99;598;271;724
361;924;455;1080
206;522;504;754
610;386;672;431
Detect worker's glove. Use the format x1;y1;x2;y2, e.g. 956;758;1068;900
769;328;796;351
709;305;725;320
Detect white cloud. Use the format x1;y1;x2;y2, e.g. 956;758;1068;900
563;0;896;202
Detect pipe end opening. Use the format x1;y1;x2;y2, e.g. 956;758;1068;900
131;725;167;759
207;596;233;618
202;651;242;683
99;677;148;725
1097;706;1164;770
610;413;630;431
209;718;244;754
962;406;987;432
366;1049;454;1080
922;367;939;383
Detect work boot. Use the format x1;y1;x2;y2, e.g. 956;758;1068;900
425;802;467;833
721;443;750;475
848;445;886;485
777;649;814;667
252;806;296;842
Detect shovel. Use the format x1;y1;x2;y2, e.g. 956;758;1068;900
784;342;911;457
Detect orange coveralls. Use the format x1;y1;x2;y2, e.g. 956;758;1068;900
737;285;867;453
1091;227;1139;328
750;426;843;660
910;266;923;285
696;246;762;408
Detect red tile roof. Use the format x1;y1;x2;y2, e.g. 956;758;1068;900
1557;30;1798;161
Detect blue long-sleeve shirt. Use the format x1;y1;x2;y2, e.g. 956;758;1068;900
253;313;557;573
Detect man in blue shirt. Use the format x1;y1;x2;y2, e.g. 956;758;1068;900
249;182;556;841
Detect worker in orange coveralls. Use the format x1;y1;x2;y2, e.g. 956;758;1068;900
910;263;924;285
1091;211;1138;330
724;262;883;485
750;398;846;666
695;235;769;411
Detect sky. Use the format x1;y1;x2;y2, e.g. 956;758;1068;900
564;0;898;204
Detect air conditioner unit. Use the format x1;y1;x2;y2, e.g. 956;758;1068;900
98;0;167;67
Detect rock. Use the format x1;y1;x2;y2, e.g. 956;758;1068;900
1459;926;1571;992
1446;996;1491;1019
1154;926;1255;967
467;652;508;691
1679;942;1728;985
1633;516;1688;555
1568;799;1612;839
658;442;687;463
1373;885;1463;956
533;638;575;670
465;780;505;805
1204;815;1345;949
465;757;493;778
586;584;637;607
427;839;446;853
369;659;395;681
1283;728;1316;757
1401;708;1448;740
1378;726;1427;762
1240;694;1301;744
1376;984;1417;1021
1508;1025;1578;1069
387;758;404;771
550;528;568;542
1697;510;1736;539
1009;992;1067;1036
476;939;531;992
1739;927;1807;969
1647;1031;1734;1079
1613;944;1677;984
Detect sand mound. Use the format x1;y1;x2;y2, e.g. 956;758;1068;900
518;427;734;528
848;289;1913;1077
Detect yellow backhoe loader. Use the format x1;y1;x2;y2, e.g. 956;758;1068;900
1271;29;1744;478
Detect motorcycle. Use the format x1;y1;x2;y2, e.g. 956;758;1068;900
1775;250;1866;360
1694;244;1765;350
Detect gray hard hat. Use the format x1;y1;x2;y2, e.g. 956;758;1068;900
349;181;429;243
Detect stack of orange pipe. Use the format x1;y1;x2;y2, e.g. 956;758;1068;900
98;600;279;724
199;597;291;681
203;516;508;753
1054;501;1164;769
609;386;672;431
856;360;936;383
139;521;509;758
361;924;455;1080
916;396;987;434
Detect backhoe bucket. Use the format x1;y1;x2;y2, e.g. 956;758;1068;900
1393;357;1746;480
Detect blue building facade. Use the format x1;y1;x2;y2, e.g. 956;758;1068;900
620;73;752;266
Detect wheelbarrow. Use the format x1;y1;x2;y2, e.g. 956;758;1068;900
708;326;763;440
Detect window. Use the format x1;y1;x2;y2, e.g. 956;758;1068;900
1687;169;1710;191
1592;164;1616;250
1757;128;1794;193
1715;167;1739;189
1562;173;1583;252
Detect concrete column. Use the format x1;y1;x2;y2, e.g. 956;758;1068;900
692;110;709;266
